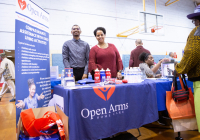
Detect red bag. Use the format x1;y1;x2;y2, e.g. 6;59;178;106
20;108;65;140
166;75;195;120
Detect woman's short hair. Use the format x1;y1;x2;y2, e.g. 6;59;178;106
94;27;106;36
28;78;35;88
139;52;150;62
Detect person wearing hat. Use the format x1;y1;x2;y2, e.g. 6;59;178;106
0;53;15;102
174;4;200;131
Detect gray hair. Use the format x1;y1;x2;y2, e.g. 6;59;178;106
169;52;173;56
135;39;143;45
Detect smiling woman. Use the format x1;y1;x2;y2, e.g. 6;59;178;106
88;27;123;79
139;52;169;78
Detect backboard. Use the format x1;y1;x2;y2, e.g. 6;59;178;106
139;11;165;36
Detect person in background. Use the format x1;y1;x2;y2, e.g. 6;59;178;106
0;63;8;99
16;78;44;109
0;53;15;102
89;27;123;79
139;52;169;78
174;5;200;132
129;39;151;67
62;25;90;81
169;52;174;59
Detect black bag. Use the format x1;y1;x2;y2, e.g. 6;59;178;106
172;72;189;102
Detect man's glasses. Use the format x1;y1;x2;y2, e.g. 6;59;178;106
72;28;80;31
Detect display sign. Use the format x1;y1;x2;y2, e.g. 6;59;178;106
64;68;73;78
161;62;174;78
15;0;50;124
64;68;75;87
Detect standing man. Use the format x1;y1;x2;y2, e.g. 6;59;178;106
129;39;151;67
62;25;90;81
174;5;200;132
169;52;174;59
0;53;15;102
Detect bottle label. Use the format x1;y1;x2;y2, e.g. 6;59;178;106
107;76;111;79
95;77;99;80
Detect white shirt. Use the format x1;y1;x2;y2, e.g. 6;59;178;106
0;58;15;79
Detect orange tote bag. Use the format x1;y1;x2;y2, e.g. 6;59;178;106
166;76;195;120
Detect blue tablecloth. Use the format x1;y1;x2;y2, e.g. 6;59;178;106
53;80;158;140
155;79;193;111
51;78;194;112
51;78;61;89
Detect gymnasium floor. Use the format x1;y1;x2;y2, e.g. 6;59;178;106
0;93;200;140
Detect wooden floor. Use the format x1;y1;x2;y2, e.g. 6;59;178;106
0;93;200;140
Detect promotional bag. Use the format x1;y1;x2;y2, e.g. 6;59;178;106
166;75;195;119
20;108;65;140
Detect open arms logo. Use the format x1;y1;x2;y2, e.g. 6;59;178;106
18;0;27;10
93;85;115;101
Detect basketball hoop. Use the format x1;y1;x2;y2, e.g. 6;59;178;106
151;26;163;33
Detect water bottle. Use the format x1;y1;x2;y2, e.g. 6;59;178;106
124;68;128;81
133;67;137;83
141;69;147;80
130;67;134;83
121;70;124;77
127;68;130;83
137;67;142;82
124;69;127;80
61;70;65;87
88;72;92;80
105;68;111;80
94;68;100;83
100;68;106;82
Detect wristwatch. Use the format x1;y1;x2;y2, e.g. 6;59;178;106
118;70;122;73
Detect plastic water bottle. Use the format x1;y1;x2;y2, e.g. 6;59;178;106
127;68;130;83
137;67;142;82
133;67;137;83
121;70;124;77
141;69;147;80
130;67;134;83
61;70;65;87
105;68;111;80
124;69;127;80
94;68;100;83
88;72;92;80
100;68;106;82
124;68;128;81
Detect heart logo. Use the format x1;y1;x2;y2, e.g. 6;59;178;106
18;0;27;10
93;85;115;101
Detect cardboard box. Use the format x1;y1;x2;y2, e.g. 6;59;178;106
16;106;69;140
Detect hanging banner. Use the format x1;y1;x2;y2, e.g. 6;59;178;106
15;0;50;124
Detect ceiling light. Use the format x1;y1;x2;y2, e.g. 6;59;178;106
7;56;12;57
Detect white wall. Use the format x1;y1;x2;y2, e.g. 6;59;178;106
0;0;195;61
